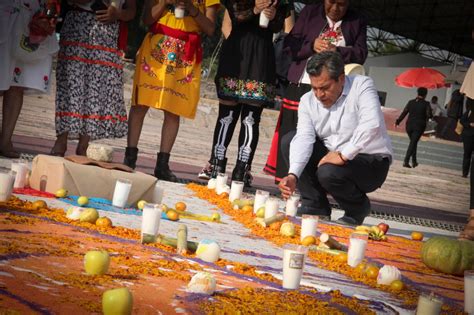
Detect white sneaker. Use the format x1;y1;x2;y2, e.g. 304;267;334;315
198;163;213;180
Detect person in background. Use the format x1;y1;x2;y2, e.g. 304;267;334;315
264;0;368;184
51;0;136;156
440;89;464;139
1;0;58;158
198;0;289;186
461;99;474;178
395;87;432;168
124;0;218;181
278;52;392;224
430;96;446;117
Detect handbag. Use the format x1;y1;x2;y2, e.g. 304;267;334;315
455;120;464;135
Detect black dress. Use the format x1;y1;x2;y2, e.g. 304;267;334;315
215;0;288;106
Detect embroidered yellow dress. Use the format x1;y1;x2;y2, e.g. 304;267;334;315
132;0;219;119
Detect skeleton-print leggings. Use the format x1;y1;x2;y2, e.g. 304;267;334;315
210;103;264;167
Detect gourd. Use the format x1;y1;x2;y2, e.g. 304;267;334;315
421;236;474;276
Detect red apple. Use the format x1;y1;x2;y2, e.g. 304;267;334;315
377;223;389;234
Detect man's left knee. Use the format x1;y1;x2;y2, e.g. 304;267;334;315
317;164;343;190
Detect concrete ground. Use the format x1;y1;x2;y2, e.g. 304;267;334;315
0;67;470;226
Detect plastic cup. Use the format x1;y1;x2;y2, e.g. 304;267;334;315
11;162;29;189
174;6;185;18
300;215;318;241
112;178;132;208
347;232;368;267
264;197;279;219
229;180;244;202
259;12;270;28
141;203;163;244
465;270;474;314
416;292;443;315
282;244;308;289
285;193;300;217
0;170;16;202
152;182;164;204
253;189;269;214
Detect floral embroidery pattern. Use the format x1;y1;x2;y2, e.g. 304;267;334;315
13;67;22;83
139;83;188;100
141;57;157;78
218;77;275;102
150;36;192;74
177;72;194;84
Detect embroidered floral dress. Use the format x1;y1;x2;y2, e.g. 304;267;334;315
215;0;288;106
132;0;219;119
0;0;57;93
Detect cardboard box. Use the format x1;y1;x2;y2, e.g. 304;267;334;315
30;155;157;205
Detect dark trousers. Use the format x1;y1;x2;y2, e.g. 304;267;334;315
281;130;390;223
404;127;424;165
462;132;474;177
471;155;474;209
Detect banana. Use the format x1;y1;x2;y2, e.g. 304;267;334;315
355;225;371;232
371;226;381;234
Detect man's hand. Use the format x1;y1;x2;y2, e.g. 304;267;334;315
96;5;120;24
313;37;336;53
318;151;346;167
278;174;297;200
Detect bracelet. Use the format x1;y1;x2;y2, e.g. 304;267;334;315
190;9;199;17
337;151;347;164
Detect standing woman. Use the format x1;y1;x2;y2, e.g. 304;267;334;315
51;0;136;156
123;0;219;181
1;0;58;157
461;100;474;178
395;87;433;168
198;0;289;186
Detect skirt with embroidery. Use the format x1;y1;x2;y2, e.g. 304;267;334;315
55;10;128;140
215;25;276;107
132;31;201;119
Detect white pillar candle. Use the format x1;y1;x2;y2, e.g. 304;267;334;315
285;193;300;217
253;189;270;214
300;215;319;241
465;270;474;314
141;203;162;243
152;182;164;204
0;171;16;202
215;173;228;195
112;178;132;208
282;244;307;289
416;292;443;315
259;13;270;28
347;232;368;267
174;6;185;18
264;197;279;219
228;180;244;202
11;162;29;189
207;178;217;189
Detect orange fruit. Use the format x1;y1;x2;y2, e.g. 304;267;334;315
96;217;113;228
31;200;47;210
166;210;180;221
241;205;254;212
301;235;317;246
336;252;348;263
355;262;367;273
411;231;424;241
365;265;380;279
175;202;187;212
390;280;404;292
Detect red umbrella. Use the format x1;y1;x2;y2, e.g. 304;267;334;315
395;68;450;89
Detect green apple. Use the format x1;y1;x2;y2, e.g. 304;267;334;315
137;200;147;210
211;212;221;222
55;188;68;198
79;208;99;223
84;250;110;275
102;287;133;315
77;196;89;206
256;206;265;218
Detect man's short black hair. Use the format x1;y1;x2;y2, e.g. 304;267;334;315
417;87;428;97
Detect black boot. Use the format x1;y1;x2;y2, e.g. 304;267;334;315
210;158;227;179
124;147;138;169
232;160;252;187
154;152;178;182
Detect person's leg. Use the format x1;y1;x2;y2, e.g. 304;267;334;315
154;110;180;182
76;134;90;156
1;86;24;158
462;133;474;177
51;132;69;156
318;154;390;224
232;104;264;185
410;129;424;167
123;105;149;169
281;130;331;216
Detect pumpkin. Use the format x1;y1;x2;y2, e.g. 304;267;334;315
421;236;474;275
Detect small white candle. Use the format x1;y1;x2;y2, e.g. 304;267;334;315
254;189;270;214
465;270;474;314
228;181;244;202
282;244;307;289
264;197;279;219
174;6;185;18
347;232;368;267
141;203;162;243
11;162;29;189
152;182;164;204
0;171;16;202
416;292;443;315
207;178;217;189
285;193;300;217
300;215;319;241
215;173;228;195
259;12;270;28
112;178;132;208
